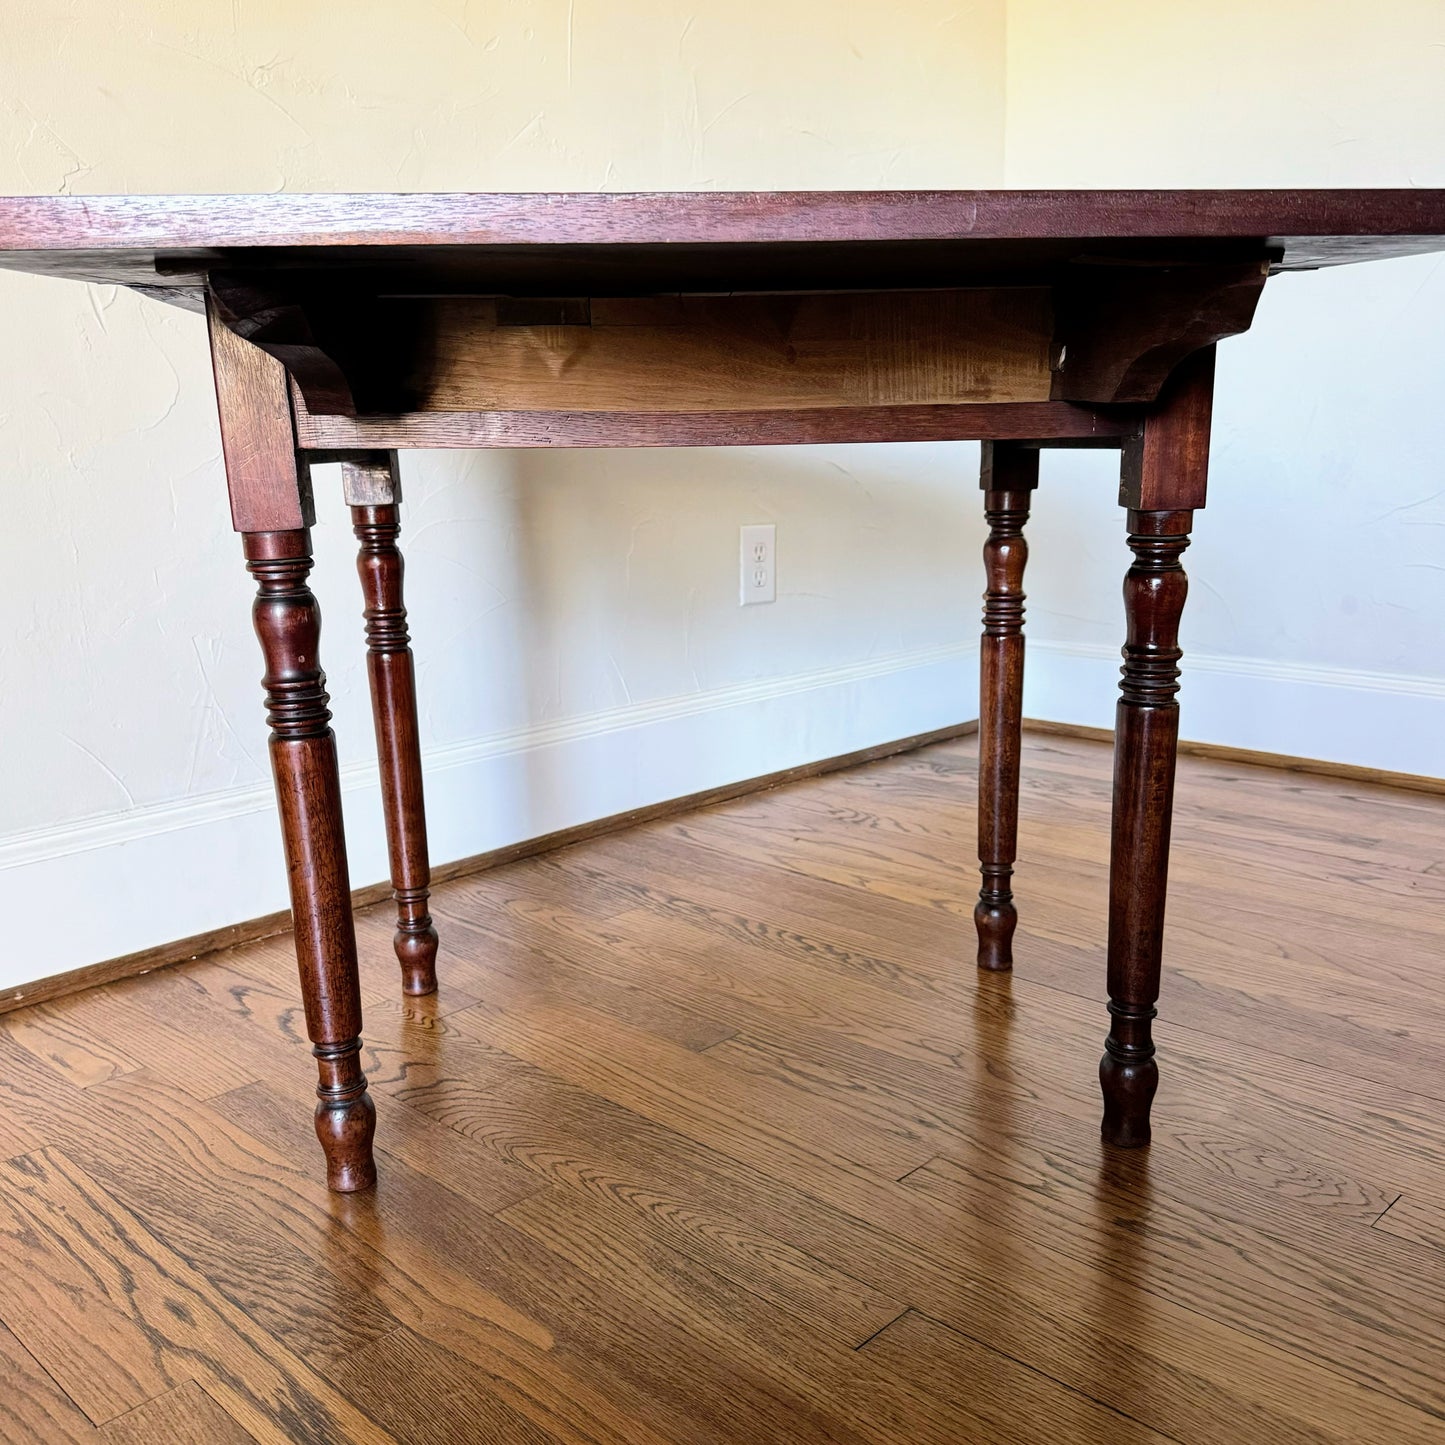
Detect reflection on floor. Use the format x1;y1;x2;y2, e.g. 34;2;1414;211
2;732;1444;1443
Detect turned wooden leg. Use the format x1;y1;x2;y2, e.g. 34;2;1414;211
208;292;376;1192
245;530;376;1191
342;452;438;997
1100;346;1214;1149
975;443;1038;971
1100;511;1191;1146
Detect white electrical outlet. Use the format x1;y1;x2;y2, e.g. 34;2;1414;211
740;523;776;605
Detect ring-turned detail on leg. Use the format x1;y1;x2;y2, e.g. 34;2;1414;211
343;452;439;997
245;529;377;1191
975;442;1039;971
1099;344;1215;1149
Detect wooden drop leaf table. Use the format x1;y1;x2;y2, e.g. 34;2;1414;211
5;190;1445;1191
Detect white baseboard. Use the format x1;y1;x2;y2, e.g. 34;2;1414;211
1025;639;1445;778
0;641;978;988
15;632;1439;993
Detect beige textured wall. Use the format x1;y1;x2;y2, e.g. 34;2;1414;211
3;0;1004;192
1002;0;1445;769
6;0;1445;983
0;1;1006;979
1005;0;1445;187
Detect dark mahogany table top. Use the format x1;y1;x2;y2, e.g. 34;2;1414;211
3;190;1445;297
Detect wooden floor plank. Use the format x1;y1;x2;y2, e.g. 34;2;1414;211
704;1028;1399;1225
5;732;1445;1442
393;1058;908;1351
101;1380;258;1445
904;1149;1445;1418
323;1328;561;1445
425;901;737;1052
222;1077;870;1445
3;1000;141;1088
453;990;932;1189
0;1147;392;1442
499;1182;1172;1445
1374;1191;1445;1254
466;867;1423;1223
0;1078;44;1160
855;1308;1173;1445
548;806;1445;1207
15;978;258;1101
705;736;1445;977
0;1038;403;1367
634;797;1445;1095
530;918;1402;1242
394;1033;1444;1444
0;1319;99;1443
0;1051;673;1445
482;878;1445;1410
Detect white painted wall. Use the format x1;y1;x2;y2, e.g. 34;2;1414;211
1005;0;1445;772
0;0;1004;988
4;0;1445;990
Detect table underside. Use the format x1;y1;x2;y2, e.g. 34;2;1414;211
6;189;1443;455
214;262;1265;454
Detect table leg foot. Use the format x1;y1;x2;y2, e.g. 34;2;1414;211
246;529;376;1193
974;887;1017;973
975;443;1037;973
1100;1004;1158;1147
392;911;440;997
345;453;439;998
314;1040;378;1192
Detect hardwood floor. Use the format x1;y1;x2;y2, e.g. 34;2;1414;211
3;732;1445;1443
